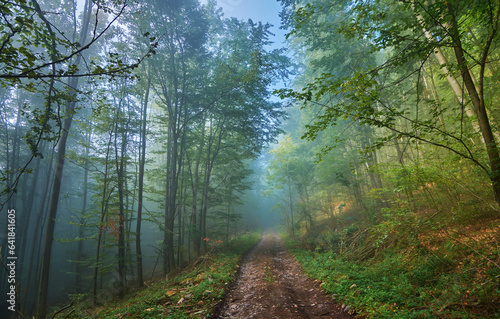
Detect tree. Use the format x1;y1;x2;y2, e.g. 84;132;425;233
0;0;151;207
267;136;297;236
144;0;290;270
279;0;500;208
36;0;94;316
135;64;151;287
32;0;147;315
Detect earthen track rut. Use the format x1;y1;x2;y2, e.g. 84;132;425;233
213;232;355;319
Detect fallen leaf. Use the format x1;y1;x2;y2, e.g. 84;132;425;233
194;274;203;284
180;277;193;286
166;289;177;296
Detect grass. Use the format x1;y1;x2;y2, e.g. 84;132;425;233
264;266;276;284
61;232;260;319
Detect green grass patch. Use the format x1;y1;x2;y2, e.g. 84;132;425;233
64;232;259;319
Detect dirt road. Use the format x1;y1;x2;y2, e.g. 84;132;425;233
213;232;354;319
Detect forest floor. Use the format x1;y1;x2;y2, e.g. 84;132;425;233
212;232;354;319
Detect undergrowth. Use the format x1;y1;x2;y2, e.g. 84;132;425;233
60;232;259;319
288;209;500;318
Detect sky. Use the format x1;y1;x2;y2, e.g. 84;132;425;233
210;0;293;97
211;0;287;49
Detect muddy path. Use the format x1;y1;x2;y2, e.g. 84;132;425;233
213;232;355;319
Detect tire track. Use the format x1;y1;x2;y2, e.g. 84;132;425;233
213;232;355;319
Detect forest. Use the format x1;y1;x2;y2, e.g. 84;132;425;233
0;0;499;318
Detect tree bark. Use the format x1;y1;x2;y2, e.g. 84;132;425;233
36;0;91;316
75;130;90;291
136;68;151;287
93;131;114;305
447;5;500;206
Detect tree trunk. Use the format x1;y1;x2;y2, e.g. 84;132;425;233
164;128;177;274
114;103;127;297
18;152;41;273
286;164;295;238
199;116;224;251
93;132;114;306
75;130;90;291
448;7;500;206
22;147;54;316
136;69;151;287
36;100;77;318
190;116;206;258
36;0;92;316
225;192;232;243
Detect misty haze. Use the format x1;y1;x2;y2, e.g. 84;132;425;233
1;0;499;318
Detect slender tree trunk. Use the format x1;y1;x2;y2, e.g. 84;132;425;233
448;6;500;206
164;127;177;274
191;159;201;257
286;164;295;238
190;116;205;258
22;147;54;315
225;190;233;243
176;108;188;267
199;116;224;251
37;101;76;318
136;71;150;287
369;147;382;189
36;0;92;316
114;103;127;297
18;153;41;270
93;132;114;306
76;129;90;291
177;179;185;267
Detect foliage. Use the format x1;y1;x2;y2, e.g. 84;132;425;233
0;0;155;207
278;0;500;206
